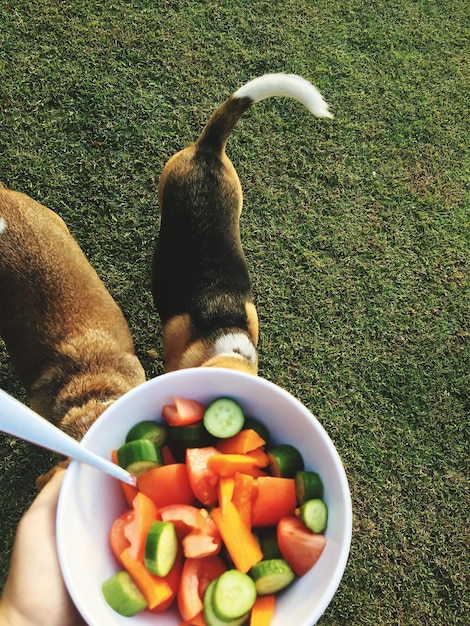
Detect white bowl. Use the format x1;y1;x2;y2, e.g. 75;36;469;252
57;368;352;626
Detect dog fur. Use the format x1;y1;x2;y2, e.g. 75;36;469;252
0;184;146;441
152;73;332;374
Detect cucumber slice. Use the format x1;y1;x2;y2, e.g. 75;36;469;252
168;421;215;462
211;569;256;621
125;420;168;446
144;520;178;576
169;421;211;444
257;527;283;560
102;571;147;616
203;579;248;626
295;470;324;503
267;444;304;478
299;498;328;533
116;439;163;476
249;559;295;595
243;416;270;445
203;397;245;439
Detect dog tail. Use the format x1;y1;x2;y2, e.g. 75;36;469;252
196;73;333;153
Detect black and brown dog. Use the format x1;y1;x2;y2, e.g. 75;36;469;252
152;73;333;375
0;184;146;446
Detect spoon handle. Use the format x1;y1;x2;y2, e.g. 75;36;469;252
0;389;136;486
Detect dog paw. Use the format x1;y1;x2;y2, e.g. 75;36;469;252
35;459;70;491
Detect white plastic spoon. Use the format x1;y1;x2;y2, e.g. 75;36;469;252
0;388;137;486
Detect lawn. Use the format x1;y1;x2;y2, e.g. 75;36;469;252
0;0;468;624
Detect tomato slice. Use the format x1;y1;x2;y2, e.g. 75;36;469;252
179;612;206;626
109;509;133;563
177;556;227;621
252;476;297;526
137;463;195;508
277;516;327;576
123;492;160;561
160;504;222;558
162;397;206;426
186;447;220;506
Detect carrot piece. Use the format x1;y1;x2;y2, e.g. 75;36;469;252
137;463;195;508
111;449;138;506
246;466;269;478
252;476;297;527
124;492;159;561
148;548;183;613
247;446;270;468
207;453;259;477
120;547;173;610
211;502;263;573
231;472;254;530
216;429;266;454
218;476;235;513
250;594;276;626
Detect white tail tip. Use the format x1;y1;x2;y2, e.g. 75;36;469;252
234;73;333;119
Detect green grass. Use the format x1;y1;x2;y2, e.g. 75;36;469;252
1;0;468;623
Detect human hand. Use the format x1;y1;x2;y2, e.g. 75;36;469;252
0;469;86;626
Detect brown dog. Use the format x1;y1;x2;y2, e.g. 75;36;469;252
152;73;332;374
0;184;146;442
